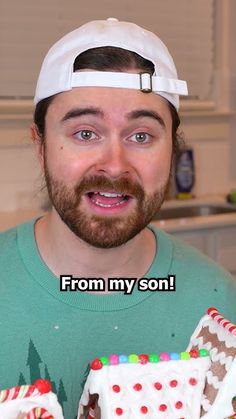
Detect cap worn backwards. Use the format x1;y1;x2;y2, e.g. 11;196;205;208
34;17;188;110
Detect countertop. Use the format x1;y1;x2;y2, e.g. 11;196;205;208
152;195;236;233
0;195;236;233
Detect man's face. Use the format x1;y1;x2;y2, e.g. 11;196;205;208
42;86;173;248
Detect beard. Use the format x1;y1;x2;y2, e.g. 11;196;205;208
44;163;170;249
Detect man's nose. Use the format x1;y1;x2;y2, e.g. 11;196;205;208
94;140;131;178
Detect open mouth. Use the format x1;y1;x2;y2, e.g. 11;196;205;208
87;191;131;208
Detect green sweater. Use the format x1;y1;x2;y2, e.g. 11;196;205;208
0;220;236;419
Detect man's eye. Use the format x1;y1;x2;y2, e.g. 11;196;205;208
130;132;151;143
75;130;97;141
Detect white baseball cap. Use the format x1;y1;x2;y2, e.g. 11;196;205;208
34;18;188;109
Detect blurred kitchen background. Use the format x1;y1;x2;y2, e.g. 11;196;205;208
0;0;236;275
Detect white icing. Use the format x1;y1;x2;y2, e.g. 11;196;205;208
0;392;64;419
78;357;210;419
201;358;236;419
206;371;220;389
187;312;236;418
201;395;212;412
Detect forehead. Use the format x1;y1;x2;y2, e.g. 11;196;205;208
46;86;172;126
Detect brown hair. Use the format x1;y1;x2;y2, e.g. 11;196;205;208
34;46;181;153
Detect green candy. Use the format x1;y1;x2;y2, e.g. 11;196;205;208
128;354;139;363
100;356;109;365
180;351;190;360
149;354;160;363
199;348;209;357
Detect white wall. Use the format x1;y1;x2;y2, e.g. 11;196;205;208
0;117;42;211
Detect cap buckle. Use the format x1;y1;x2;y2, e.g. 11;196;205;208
139;73;152;93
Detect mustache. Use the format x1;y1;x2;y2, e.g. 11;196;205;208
74;175;145;200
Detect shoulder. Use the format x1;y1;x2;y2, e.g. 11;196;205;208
0;225;17;250
0;220;34;261
0;226;19;274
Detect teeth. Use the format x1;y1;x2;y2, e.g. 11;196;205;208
94;199;126;207
94;192;123;197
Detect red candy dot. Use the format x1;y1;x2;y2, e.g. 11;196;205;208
139;354;149;364
170;379;178;387
175;401;183;409
189;349;199;358
159;404;167;412
140;406;148;414
34;379;51;394
154;382;162;390
112;385;121;393
133;383;142;391
189;377;197;386
91;358;103;370
116;407;123;416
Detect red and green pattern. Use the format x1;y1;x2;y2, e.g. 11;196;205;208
25;406;54;419
0;380;51;403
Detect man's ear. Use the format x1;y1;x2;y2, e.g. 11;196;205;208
31;123;44;167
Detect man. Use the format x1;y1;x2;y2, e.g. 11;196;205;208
1;18;236;419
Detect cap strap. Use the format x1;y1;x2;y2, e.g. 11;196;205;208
71;71;188;96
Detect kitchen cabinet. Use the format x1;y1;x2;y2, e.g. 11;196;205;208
168;225;236;277
152;196;236;277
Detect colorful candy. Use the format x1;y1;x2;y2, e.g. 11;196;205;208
128;354;139;363
90;349;209;370
180;351;190;360
109;354;119;365
169;379;178;388
170;352;180;360
159;352;170;361
133;383;142;391
140;405;148;414
115;407;123;415
154;382;162;391
138;354;149;364
100;356;109;366
90;358;103;370
199;348;209;357
149;354;160;363
112;385;121;393
119;355;128;363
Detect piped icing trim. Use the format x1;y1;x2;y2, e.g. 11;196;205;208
191;321;236;350
207;307;236;335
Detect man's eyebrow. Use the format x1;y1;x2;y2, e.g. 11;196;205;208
61;107;104;123
126;109;166;128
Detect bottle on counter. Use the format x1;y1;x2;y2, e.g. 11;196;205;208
175;148;195;199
